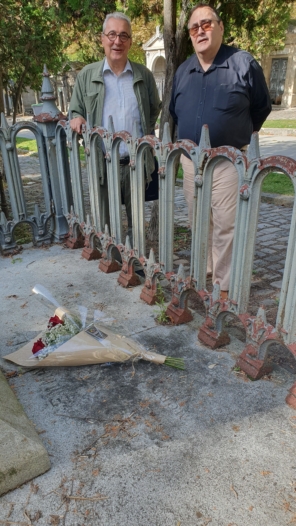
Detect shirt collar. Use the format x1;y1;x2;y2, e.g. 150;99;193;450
189;44;230;73
103;58;133;75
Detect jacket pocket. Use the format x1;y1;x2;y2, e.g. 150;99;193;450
84;93;99;115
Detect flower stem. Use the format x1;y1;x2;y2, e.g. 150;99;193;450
164;357;185;370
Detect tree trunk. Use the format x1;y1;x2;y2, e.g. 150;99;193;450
148;0;191;241
0;68;9;218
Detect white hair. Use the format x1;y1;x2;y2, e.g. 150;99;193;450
103;12;132;35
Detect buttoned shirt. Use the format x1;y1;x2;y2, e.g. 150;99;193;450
169;44;271;149
102;59;143;157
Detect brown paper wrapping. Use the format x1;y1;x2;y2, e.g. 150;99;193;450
4;321;166;368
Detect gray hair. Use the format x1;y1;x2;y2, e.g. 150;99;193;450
187;3;222;28
103;12;132;35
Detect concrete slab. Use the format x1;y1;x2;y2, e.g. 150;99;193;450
0;244;296;524
0;370;50;496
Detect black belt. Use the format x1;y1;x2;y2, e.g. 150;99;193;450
119;156;130;166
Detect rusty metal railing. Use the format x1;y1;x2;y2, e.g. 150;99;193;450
2;66;296;408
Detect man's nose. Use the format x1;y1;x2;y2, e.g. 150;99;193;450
114;34;121;42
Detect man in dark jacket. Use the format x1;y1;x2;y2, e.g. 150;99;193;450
170;3;271;298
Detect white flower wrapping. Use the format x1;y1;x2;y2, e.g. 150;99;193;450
4;285;184;370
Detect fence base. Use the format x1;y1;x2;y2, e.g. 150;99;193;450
166;303;193;325
81;247;102;261
236;344;272;380
65;235;84;250
99;258;121;274
140;282;158;305
118;264;141;287
286;383;296;409
198;316;230;349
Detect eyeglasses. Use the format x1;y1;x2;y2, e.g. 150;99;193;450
103;31;131;43
188;19;219;36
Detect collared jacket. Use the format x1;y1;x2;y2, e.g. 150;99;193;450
170;44;271;150
69;59;162;181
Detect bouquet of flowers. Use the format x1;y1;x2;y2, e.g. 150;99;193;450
5;285;184;370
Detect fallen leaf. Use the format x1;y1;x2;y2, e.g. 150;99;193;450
232;425;240;432
92;469;99;476
260;471;272;476
207;392;214;397
249;506;254;511
139;400;150;408
208;364;217;369
282;500;291;512
4;371;18;378
50;515;60;525
179;401;186;407
20;302;27;308
230;484;238;498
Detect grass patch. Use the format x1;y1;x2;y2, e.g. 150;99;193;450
177;164;183;180
177;165;294;196
16;137;86;162
262;172;294;195
13;223;33;244
16;137;38;153
262;119;296;128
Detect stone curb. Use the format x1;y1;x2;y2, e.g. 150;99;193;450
260;128;296;136
261;192;294;207
0;370;50;496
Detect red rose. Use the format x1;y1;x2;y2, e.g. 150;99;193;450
48;315;64;328
32;338;45;354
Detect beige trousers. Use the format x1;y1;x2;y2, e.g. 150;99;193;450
181;154;238;291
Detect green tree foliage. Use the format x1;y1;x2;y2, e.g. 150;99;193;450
0;0;65;123
56;0;116;62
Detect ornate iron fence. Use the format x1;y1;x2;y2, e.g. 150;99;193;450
1;66;296;407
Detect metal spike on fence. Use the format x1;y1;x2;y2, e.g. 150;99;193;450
162;122;172;145
148;248;156;265
1;112;9;130
125;235;132;252
132;120;141;140
107;115;115;134
0;211;7;227
33;204;42;225
248;131;260;161
39;64;61;119
256;305;267;325
212;282;220;302
86;112;92;130
199;125;211;151
177;263;186;281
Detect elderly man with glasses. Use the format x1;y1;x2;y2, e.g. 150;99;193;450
69;12;161;242
170;3;271;299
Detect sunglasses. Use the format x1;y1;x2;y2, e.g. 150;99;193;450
188;19;219;36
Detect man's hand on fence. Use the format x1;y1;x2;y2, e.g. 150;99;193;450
70;116;86;134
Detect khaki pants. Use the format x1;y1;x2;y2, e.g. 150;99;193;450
181;154;238;291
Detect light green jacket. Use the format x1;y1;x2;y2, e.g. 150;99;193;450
69;59;162;182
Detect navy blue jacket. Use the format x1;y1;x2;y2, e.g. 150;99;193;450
169;44;271;149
